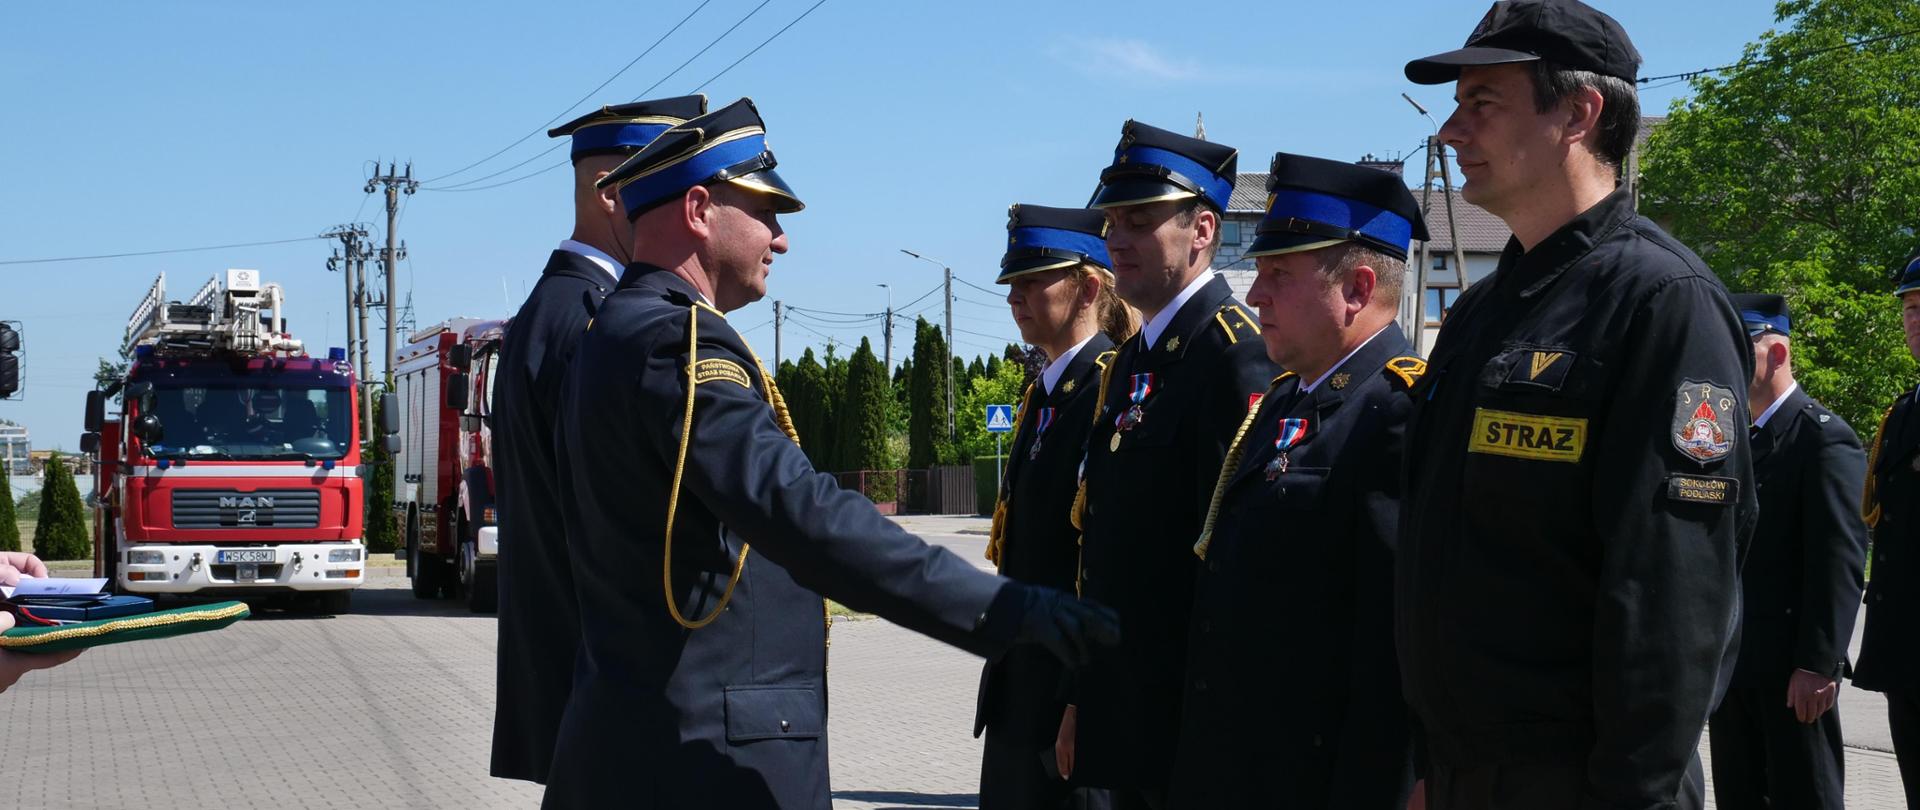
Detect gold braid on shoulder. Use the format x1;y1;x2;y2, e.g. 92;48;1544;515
1864;404;1894;528
662;303;806;631
985;383;1038;569
1193;373;1291;560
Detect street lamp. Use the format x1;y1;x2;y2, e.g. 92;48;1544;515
1402;93;1468;353
899;248;955;441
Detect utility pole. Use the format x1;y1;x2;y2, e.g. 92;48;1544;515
900;249;957;441
368;162;418;388
772;300;783;367
1403;95;1470;354
877;283;893;372
323;223;374;439
942;265;954;441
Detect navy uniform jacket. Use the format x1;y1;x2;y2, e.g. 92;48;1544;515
1730;387;1867;690
1396;187;1757;807
491;249;612;784
974;336;1114;742
1072;274;1277;792
1855;384;1920;693
544;265;1022;809
1173;326;1419;810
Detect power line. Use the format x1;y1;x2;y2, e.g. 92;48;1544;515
954;276;1003;297
0;235;326;266
896;281;943;311
688;0;832;93
422;0;718;185
421;0;779;194
786;305;885;319
1637;26;1920;85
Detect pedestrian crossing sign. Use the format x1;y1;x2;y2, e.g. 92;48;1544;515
985;404;1015;433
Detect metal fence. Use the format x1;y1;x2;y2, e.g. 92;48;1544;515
830;465;980;516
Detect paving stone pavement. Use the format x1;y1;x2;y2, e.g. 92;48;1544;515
1;516;1908;809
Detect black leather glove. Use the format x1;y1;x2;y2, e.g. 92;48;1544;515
1010;584;1121;667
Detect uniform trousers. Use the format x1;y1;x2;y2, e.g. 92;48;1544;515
1428;754;1705;810
1707;685;1844;808
1890;690;1920;808
978;728;1112;810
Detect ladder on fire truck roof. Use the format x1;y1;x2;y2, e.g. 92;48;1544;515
124;270;304;358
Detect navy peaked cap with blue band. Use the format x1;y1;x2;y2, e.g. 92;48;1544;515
997;204;1112;283
1896;252;1920;297
548;96;709;161
595;97;803;219
1247;152;1429;262
1089;120;1237;213
1730;293;1790;337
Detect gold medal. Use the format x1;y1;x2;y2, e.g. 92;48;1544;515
1110;432;1122;452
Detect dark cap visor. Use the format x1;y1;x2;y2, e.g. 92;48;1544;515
1404;46;1542;84
724;167;804;214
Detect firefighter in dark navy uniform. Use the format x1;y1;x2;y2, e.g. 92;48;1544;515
975;204;1131;810
1398;2;1757;807
1706;294;1866;810
541;98;1120;810
1173;153;1427;810
1855;252;1920;808
1056;120;1278;809
490;95;706;785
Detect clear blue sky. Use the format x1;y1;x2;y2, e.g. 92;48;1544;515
0;0;1781;449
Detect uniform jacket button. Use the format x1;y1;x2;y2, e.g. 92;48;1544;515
1200;620;1212;634
780;719;791;732
1875;593;1885;603
1313;735;1323;747
1194;679;1208;693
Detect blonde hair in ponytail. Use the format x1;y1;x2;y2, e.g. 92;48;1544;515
1077;263;1139;344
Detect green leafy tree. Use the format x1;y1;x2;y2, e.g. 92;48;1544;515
820;342;847;472
0;461;19;552
777;349;835;470
1640;0;1920;435
33;452;89;560
955;360;1030;463
908;318;954;467
967;356;987;385
834;339;892;478
94;357;129;404
365;391;398;553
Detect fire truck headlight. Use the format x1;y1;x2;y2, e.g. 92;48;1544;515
128;550;167;565
328;548;362;563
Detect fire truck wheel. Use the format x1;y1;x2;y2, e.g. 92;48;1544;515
408;508;446;599
464;541;498;614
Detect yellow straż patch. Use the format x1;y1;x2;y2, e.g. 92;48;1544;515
692;358;752;389
1469;408;1587;463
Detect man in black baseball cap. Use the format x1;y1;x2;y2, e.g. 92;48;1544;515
1395;2;1757;810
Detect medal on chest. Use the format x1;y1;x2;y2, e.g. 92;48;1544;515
1028;407;1056;460
1109;372;1155;451
1264;418;1310;481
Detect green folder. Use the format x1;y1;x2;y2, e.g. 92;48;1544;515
0;601;250;653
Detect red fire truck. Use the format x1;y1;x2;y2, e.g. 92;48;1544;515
81;270;393;613
392;317;504;613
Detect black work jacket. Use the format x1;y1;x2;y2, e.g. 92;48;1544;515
490;249;612;784
1396;188;1757;809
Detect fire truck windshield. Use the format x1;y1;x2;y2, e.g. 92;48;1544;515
141;383;352;461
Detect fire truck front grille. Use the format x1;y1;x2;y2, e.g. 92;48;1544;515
171;489;320;530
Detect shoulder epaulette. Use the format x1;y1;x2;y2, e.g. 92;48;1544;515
1212;304;1261;344
1271;371;1297;387
1385;356;1427;388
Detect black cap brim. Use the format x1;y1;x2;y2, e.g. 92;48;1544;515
1405;46;1541;84
1089;177;1198;210
996;255;1089;284
726;168;804;214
